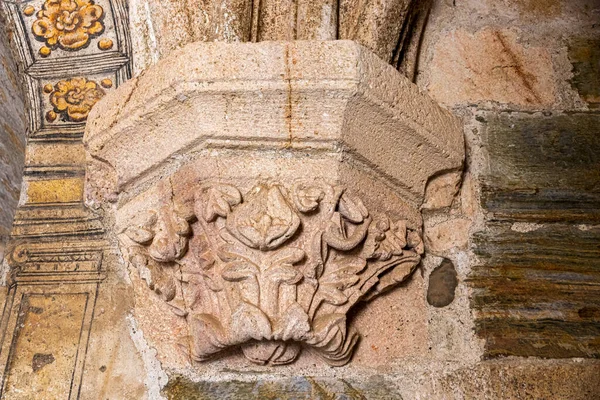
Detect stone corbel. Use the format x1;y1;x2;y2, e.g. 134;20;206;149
84;40;464;366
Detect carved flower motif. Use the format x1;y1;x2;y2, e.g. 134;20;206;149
47;77;105;122
226;185;300;251
32;0;104;51
125;181;424;367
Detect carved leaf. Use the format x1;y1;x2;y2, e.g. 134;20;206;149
319;285;348;305
217;243;254;263
318;256;366;305
147;212;190;262
321;256;366;289
149;260;177;302
202;272;224;292
407;230;425;255
198;184;242;222
292;183;325;212
268;247;305;266
122;181;422;367
264;247;305;284
230;302;272;343
189;313;228;361
124;226;155;244
221;260;259;282
309;313;346;347
368;219;408;261
323;213;372;251
364;254;422;300
241;341;301;366
227;185;300;250
124;211;157;244
338;192;368;223
274;302;311;341
308;314;359;366
264;265;302;285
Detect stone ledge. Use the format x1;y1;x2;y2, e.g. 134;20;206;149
85;40;463;208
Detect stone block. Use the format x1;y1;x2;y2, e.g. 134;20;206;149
569;37;600;108
480;112;600;223
470;222;600;358
427;28;557;107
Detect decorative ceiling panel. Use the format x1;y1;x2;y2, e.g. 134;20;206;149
3;0;131;140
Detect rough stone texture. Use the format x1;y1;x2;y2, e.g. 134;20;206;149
480;112;600;223
568;37;600;108
84;40;463;370
0;0;599;397
428;28;557;108
0;12;26;258
161;359;600;399
427;258;458;307
129;0;432;79
418;0;600;361
85;40;464;221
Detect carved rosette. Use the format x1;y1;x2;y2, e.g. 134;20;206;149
121;180;423;366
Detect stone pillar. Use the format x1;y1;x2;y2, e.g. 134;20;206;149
130;0;432;79
84;40;463;368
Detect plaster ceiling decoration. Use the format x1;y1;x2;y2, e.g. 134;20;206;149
2;0;131;139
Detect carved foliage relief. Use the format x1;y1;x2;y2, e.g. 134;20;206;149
122;181;423;366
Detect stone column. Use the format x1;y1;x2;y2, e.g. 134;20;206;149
130;0;432;79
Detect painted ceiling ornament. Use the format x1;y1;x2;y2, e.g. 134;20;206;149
31;0;105;56
122;180;424;366
44;77;106;123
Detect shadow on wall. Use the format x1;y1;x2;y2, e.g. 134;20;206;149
0;11;27;259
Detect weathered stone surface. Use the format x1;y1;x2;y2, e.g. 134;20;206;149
471;110;600;359
427;259;458;308
422;171;462;210
424;217;471;254
84;40;463;369
86;40;463;218
161;359;600;399
0;11;26;255
480;112;600;223
129;0;431;79
569;37;600;108
437;359;600;399
163;375;403;400
427;28;557;107
470;222;600;358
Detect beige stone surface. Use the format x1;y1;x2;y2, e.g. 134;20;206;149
428;28;557;107
424;217;471;254
86;40;463;211
422;171;462;210
83;39;464;373
128;0;430;78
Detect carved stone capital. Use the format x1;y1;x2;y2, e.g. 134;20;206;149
84;40;464;366
120;180;423;365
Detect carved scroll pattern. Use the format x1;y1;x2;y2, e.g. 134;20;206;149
122;180;423;366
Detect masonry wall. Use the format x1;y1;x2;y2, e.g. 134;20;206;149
417;0;600;361
0;12;26;259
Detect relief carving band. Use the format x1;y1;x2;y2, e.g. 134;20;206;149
121;181;424;366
